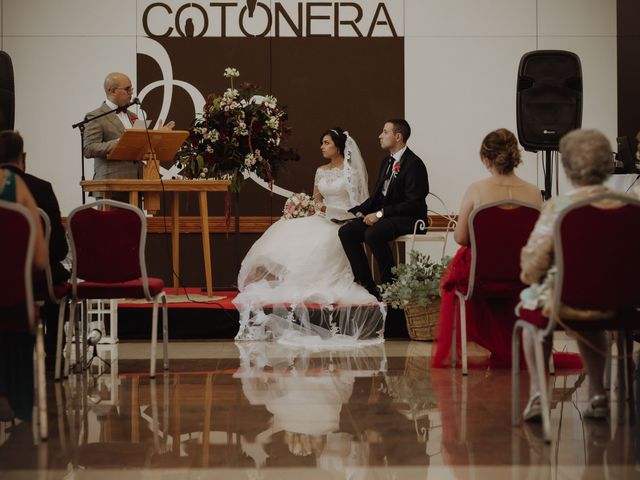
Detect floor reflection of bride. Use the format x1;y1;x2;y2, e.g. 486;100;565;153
234;342;388;474
233;128;386;348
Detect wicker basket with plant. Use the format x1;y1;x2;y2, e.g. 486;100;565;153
379;251;449;341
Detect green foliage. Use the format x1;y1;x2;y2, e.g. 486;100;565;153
379;250;450;309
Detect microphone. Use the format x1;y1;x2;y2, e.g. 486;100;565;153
87;328;102;346
117;97;141;113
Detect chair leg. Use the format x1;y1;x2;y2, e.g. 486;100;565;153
150;296;159;379
451;295;458;368
66;301;77;376
81;300;88;370
35;320;48;441
161;293;169;371
54;298;67;381
512;322;522;427
460;296;468;376
548;354;556;376
533;331;551;443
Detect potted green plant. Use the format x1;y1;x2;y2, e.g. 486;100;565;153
379;250;449;341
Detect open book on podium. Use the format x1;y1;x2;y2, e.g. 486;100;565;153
107;129;189;211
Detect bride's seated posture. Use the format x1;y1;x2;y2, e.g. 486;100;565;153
234;128;386;346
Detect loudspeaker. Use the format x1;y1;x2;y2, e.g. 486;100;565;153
516;50;582;151
0;51;14;131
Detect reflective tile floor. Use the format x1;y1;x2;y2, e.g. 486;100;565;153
1;340;639;479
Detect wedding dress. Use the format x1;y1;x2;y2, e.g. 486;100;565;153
234;134;386;347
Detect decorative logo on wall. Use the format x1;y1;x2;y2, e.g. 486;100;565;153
137;0;405;207
140;1;402;38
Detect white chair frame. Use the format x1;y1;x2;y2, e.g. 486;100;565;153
0;200;47;440
394;192;457;264
66;200;169;379
453;200;540;375
511;193;640;442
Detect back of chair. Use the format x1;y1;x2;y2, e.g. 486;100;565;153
555;193;640;312
0;200;36;332
68;200;146;285
467;200;540;298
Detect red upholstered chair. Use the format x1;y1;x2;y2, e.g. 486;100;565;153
65;200;169;378
0;200;47;440
34;209;72;381
511;193;640;442
453;200;540;374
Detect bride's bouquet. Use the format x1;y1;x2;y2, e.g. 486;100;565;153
282;192;319;219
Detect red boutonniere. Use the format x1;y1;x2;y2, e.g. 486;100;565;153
129;112;138;122
392;160;401;176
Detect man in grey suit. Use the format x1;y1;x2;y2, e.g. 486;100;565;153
83;72;174;200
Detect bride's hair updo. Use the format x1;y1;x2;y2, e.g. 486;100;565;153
480;128;522;175
320;127;347;156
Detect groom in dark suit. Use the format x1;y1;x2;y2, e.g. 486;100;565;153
339;119;429;299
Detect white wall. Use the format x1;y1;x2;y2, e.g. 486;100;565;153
3;0;618;215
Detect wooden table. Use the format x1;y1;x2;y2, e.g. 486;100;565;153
80;179;231;297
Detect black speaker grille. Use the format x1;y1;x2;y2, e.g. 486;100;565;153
516;50;582;151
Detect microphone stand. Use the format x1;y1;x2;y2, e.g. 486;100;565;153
72;100;139;204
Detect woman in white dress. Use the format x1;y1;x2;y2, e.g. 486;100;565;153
234;128;386;347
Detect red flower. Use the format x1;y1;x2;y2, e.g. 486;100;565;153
129;112;138;122
392;160;401;175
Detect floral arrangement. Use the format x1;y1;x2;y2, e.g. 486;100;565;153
379;251;449;309
282;192;319;219
175;67;299;191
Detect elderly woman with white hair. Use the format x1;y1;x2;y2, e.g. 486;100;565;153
519;128;633;422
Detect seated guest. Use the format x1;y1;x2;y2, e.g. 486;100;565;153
519;128;627;421
0;165;47;422
432;128;542;368
0;130;69;369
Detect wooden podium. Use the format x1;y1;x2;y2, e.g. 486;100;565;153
107;129;188;212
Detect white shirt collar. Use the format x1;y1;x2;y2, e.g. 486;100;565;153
391;145;407;162
105;99;118;110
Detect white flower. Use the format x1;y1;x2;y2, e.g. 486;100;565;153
244;153;257;167
207;130;219;142
264;95;277;108
223;88;239;100
266;117;279;129
223;67;240;78
234;122;248;136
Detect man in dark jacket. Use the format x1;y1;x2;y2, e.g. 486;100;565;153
0;130;69;367
339;119;429;298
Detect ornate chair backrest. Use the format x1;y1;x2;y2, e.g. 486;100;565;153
67;200;151;299
467;200;540;299
0;199;36;333
545;193;640;334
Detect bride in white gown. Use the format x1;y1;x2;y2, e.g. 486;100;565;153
234;128;386;347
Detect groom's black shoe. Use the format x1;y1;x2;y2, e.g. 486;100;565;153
384;307;409;339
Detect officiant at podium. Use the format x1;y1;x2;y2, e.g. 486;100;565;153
83;72;175;200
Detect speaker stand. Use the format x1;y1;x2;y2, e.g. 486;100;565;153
542;150;558;201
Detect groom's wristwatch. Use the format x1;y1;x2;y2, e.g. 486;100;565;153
376;210;383;219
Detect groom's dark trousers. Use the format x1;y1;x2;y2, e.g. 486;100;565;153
339;147;429;296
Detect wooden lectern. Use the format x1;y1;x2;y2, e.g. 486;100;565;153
107;129;189;212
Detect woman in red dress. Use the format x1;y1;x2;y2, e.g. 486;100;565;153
432;129;542;368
